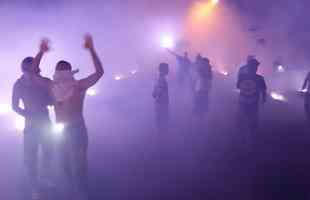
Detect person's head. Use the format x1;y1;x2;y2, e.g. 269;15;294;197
184;52;188;58
196;53;202;63
159;63;169;76
202;57;210;65
21;57;40;74
55;60;72;72
247;58;260;74
246;55;255;63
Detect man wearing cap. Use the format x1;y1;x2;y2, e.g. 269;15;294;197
237;57;267;134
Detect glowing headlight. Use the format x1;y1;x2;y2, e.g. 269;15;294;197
53;123;65;134
86;88;97;96
270;91;286;102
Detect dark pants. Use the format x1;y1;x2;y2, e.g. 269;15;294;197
305;94;310;123
59;120;88;194
237;103;259;133
177;70;189;86
193;91;210;118
155;104;169;133
24;120;53;190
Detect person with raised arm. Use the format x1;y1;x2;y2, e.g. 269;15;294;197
167;49;191;86
32;34;104;199
12;39;54;200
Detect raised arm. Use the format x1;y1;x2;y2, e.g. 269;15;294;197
12;82;27;117
166;49;179;57
32;38;49;71
31;38;52;88
79;34;104;90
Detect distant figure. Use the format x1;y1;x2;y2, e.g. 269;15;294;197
32;34;104;199
153;63;170;132
190;53;204;92
12;39;54;200
195;53;203;65
193;57;213;119
302;72;310;122
238;55;256;79
167;49;191;85
237;58;267;133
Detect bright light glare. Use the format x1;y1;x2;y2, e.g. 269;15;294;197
300;88;308;93
277;65;285;73
193;1;215;19
86;88;97;96
114;75;123;81
211;0;219;5
53;123;64;134
160;35;174;49
220;71;229;76
270;92;287;102
131;70;137;75
15;116;25;131
0;104;10;115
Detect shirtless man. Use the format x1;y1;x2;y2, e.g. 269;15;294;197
33;34;104;198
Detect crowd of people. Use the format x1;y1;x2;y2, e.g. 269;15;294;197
153;50;267;135
12;34;310;200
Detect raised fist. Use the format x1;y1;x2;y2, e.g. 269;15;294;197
40;38;50;53
84;34;94;50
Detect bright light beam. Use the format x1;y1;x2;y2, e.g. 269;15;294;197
131;70;137;75
211;0;219;5
0;104;10;115
15;116;25;131
277;65;285;73
114;75;123;81
270;91;287;102
53;123;65;134
160;35;175;49
86;88;97;96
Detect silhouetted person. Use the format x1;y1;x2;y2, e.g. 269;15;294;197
195;53;203;65
12;39;54;200
237;58;267;133
238;55;256;79
167;49;191;85
32;34;104;199
152;63;170;133
302;72;310;122
193;58;213;119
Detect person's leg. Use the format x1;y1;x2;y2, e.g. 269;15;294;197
24;128;40;196
59;131;73;185
249;105;259;134
71;123;89;197
39;121;55;186
304;95;310;123
156;104;169;134
177;70;185;86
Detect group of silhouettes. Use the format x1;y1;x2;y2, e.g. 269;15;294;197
13;34;310;200
152;51;267;133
